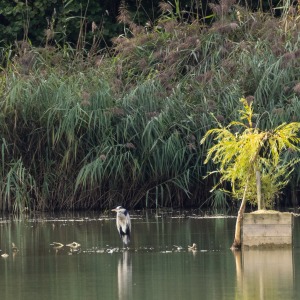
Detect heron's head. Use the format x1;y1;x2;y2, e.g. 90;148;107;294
111;206;124;212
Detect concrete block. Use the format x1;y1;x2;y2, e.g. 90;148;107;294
242;211;293;248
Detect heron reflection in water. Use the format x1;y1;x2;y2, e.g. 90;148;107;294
111;206;131;246
118;251;132;299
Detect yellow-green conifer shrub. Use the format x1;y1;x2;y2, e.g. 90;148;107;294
201;98;300;249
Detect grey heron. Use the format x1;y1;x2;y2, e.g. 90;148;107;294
112;206;131;246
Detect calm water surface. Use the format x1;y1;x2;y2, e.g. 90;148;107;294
0;210;299;300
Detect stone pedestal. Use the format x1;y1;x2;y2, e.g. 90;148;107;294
242;211;293;248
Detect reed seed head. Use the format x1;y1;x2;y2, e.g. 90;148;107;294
99;154;106;161
117;1;131;25
293;83;300;95
187;143;196;151
159;2;173;14
245;95;255;105
125;143;136;149
92;21;98;33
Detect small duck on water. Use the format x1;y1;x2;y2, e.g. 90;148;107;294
188;243;197;251
12;242;19;252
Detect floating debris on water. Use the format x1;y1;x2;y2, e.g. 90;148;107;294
107;248;119;254
173;245;183;251
66;242;81;249
52;242;64;249
66;242;81;254
188;215;236;219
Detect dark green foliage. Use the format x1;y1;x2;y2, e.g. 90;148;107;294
0;0;123;47
0;0;283;48
0;73;208;212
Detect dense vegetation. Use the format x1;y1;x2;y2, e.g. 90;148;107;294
1;0;300;213
0;0;280;48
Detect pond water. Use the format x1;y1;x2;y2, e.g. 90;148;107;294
0;210;299;300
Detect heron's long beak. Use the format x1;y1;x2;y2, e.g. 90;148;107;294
111;208;117;212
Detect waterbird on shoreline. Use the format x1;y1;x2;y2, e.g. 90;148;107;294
111;206;131;246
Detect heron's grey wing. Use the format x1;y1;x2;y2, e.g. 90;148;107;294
125;213;131;233
118;212;131;245
121;214;131;236
117;214;129;235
